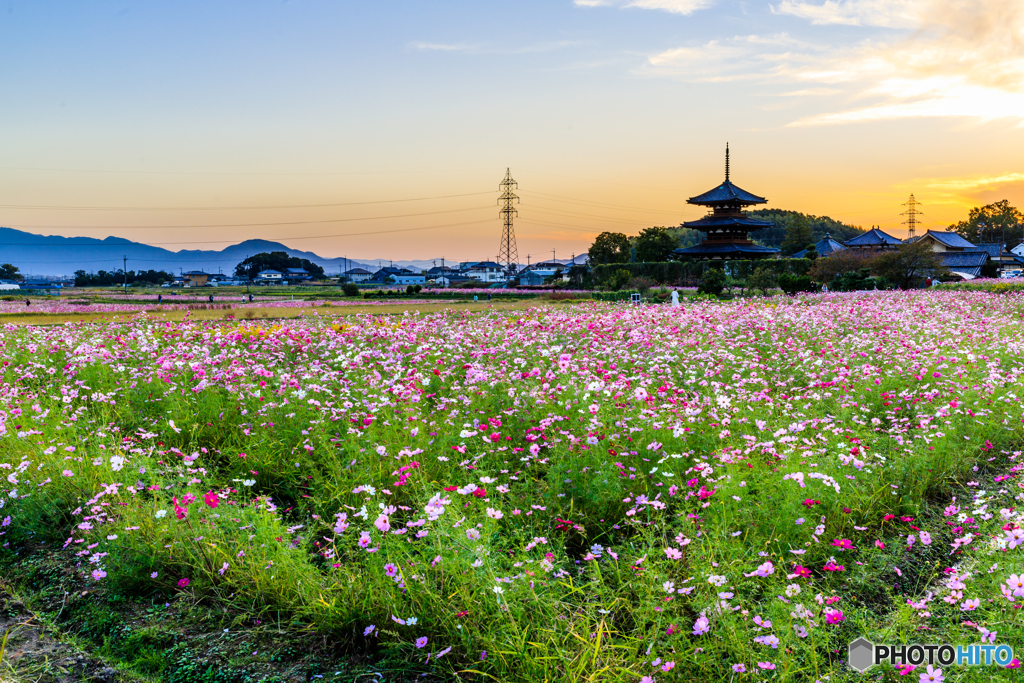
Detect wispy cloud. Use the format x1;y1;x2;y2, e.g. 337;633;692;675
928;173;1024;191
575;0;715;16
772;0;919;27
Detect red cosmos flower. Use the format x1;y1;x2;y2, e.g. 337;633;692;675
204;491;219;509
793;565;812;578
456;610;469;618
471;488;486;498
822;562;845;572
444;486;457;492
802;499;821;508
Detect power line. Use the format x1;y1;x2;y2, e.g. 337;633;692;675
522;191;685;215
0;190;496;212
2;205;492;230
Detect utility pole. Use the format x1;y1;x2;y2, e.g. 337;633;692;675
122;255;127;295
901;194;922;239
497;168;520;276
442;256;445;288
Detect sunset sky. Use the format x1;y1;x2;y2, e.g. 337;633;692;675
2;0;1023;263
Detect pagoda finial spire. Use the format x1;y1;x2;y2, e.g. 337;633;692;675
725;143;730;182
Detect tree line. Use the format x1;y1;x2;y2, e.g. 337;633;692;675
74;269;176;287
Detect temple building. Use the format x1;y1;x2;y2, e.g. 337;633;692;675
673;145;779;260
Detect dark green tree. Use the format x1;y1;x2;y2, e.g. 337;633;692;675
634;227;678;262
780;216;814;256
950;200;1023;245
0;264;22;281
698;267;726;296
749;267;777;295
748;209;865;248
234;252;325;280
871;239;947;289
588;232;631;266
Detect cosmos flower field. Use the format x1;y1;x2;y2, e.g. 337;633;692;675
2;291;1024;681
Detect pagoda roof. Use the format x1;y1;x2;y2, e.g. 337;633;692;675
687;180;767;206
683;215;773;229
674;243;779;256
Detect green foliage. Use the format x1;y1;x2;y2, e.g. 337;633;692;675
0;263;21;281
587;232;631;265
777;272;818;294
233;252;325;280
342;282;360;297
591;259;812;288
871;240;948;289
698;266;726;296
606;268;632;291
749;267;777;295
633;226;679;262
74;269;174;287
748;209;865;248
780;215;814;256
949;199;1023;244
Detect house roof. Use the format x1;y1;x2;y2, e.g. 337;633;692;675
845;228;902;247
345;268;372;275
285;267;309;274
939;251;988;277
793;234;848;259
467;261;503;269
919;231;977;249
256;269;282;275
687;180;767;206
971;243;1005;258
183;271;211;276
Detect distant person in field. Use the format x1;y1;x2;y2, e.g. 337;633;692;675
209;294;214;303
25;299;30;307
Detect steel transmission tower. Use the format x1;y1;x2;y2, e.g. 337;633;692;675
901;194;923;239
497;169;519;274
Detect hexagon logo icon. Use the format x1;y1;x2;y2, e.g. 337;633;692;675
848;638;875;673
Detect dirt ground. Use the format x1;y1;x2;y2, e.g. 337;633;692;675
0;594;119;683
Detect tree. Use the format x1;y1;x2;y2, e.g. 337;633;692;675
809;250;876;286
698;267;726;296
871;240;947;289
606;269;632;291
0;264;22;281
950;200;1024;245
748;209;865;248
634;227;678;262
234;252;326;280
588;232;631;266
749;267;777;295
780;215;814;256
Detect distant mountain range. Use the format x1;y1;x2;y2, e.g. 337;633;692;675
0;227;466;278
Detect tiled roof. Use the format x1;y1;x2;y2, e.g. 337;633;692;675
687;181;767;206
921;231;977;249
793;234;848;259
971;243;1004;258
845;228;902;247
674;243;779;256
682;215;774;229
939;251;988;277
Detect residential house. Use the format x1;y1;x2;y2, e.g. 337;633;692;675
518;269;560;287
343;268;373;283
254;269;284;284
369;266;411;285
393;272;426;286
182;271;212;287
284;267;312;282
464;261;506;283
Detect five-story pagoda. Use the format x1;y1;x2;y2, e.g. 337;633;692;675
673;145;778;260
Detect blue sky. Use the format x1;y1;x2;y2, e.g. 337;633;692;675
2;0;1022;261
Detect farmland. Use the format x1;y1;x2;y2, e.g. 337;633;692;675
1;290;1023;681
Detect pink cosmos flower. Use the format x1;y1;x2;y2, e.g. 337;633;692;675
824;609;844;624
732;663;746;673
415;637;428;649
692;615;710;636
830;539;854;550
757;662;775;670
177;578;190;588
744;561;774;578
919;665;943;682
898;664;916;675
919;531;931;545
91;569;106;580
1008;574;1024;597
204;491;219;509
